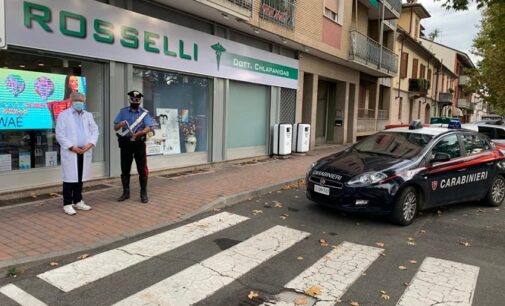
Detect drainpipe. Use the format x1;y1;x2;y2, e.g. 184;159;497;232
378;1;385;70
396;33;406;100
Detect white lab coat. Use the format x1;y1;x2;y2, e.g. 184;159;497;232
55;108;99;183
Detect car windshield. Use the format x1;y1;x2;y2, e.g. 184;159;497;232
354;132;434;159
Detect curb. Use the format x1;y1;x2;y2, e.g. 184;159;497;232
0;176;306;270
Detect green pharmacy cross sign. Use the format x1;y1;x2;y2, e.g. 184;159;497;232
210;42;298;80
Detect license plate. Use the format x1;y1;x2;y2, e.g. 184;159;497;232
314;184;330;195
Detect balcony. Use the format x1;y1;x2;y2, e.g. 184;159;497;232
408;78;430;97
384;19;397;31
194;0;252;18
357;109;390;135
359;0;401;19
459;75;470;86
438;92;453;105
458;99;474;110
349;31;399;77
259;0;296;29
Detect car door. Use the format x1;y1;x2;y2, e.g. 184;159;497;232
458;132;496;199
420;133;466;207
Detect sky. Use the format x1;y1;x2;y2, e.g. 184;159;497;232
416;0;483;64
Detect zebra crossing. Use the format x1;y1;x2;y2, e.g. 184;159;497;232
1;212;480;306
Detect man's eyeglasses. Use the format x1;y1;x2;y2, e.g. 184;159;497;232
129;97;141;102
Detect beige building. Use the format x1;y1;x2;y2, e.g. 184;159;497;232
391;1;456;125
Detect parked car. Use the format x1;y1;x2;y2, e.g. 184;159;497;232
462;124;505;144
306;121;505;226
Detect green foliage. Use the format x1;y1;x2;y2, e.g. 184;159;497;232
436;0;495;10
468;2;505;114
7;267;18;277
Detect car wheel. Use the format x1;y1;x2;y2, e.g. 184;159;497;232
485;175;505;207
390;187;418;226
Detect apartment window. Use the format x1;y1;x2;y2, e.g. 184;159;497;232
420;64;426;79
260;0;296;29
400;52;409;79
427;69;432;84
324;0;339;23
412;58;419;79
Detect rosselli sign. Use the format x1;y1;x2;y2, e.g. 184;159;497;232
5;0;299;89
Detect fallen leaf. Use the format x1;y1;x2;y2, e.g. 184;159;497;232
252;209;263;215
31;193;37;198
437;210;442;215
459;240;471;247
295;196;299;199
420;230;426;234
380;253;386;257
407;241;417;246
280;213;289;220
381;293;390;300
49;192;59;197
407;237;415;241
399;265;407;270
403;282;409;286
274;202;283;208
409;260;417;264
350;302;359;306
477;208;485;213
319;239;329;247
376;242;385;248
305;285;322;296
495;208;501;211
294;296;308;305
78;253;90;260
247;291;259;300
213;208;221;212
380;290;386;294
49;262;59;267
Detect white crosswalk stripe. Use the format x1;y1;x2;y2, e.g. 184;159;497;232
397;257;479;306
260;241;383;306
112;225;310;306
0;284;48;306
37;212;249;292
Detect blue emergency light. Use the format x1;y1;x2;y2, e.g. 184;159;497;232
448;120;461;129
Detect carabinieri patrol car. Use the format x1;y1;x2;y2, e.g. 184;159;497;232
306;121;505;225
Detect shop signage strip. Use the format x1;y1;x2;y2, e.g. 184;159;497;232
5;0;299;89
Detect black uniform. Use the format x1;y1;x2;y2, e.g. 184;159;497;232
114;98;153;203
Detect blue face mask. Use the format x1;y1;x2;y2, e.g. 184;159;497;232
72;101;85;111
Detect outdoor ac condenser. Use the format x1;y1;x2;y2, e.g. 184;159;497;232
273;124;292;155
292;123;310;153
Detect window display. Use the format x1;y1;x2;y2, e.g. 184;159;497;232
133;68;210;156
0;50;105;172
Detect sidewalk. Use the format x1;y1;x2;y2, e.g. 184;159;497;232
0;146;342;269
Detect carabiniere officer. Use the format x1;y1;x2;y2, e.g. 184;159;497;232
113;90;154;203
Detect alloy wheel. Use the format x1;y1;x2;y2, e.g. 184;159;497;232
491;178;505;204
403;192;417;222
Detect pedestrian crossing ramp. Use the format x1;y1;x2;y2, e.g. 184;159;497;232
0;212;480;306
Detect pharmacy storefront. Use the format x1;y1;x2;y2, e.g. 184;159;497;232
0;0;299;192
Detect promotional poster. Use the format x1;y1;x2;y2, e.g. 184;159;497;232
0;68;87;130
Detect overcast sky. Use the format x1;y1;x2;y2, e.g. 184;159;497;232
416;0;482;64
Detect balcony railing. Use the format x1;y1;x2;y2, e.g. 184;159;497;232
259;0;296;29
349;31;398;75
358;108;375;119
408;79;430;96
378;109;389;120
459;75;470;86
204;0;253;17
383;0;402;15
458;99;474;110
438;92;453;104
384;19;397;30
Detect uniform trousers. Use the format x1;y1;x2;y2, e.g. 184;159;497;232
63;153;84;206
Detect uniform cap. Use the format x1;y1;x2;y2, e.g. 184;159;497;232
127;90;144;98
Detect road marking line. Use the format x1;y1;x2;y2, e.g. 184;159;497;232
397;257;479;306
38;212;249;292
260;241;383;306
0;284;48;306
112;225;310;306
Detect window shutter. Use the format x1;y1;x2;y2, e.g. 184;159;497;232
427;69;432;83
412;58;418;79
400;52;409;79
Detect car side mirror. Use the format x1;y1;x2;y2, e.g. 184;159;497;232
430;152;451;163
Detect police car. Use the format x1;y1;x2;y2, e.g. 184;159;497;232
306;120;505;225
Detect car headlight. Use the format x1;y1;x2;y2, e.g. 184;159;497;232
346;172;387;187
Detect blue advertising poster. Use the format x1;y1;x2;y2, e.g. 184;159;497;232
0;68;86;130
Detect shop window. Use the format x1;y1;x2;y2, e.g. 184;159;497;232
132;68;211;156
0;50;105;173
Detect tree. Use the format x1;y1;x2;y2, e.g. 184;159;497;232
428;29;441;41
436;0;495;10
466;2;505;114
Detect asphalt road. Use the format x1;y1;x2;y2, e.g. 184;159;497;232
1;185;504;306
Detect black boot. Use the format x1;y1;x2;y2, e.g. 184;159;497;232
140;176;148;203
117;175;130;202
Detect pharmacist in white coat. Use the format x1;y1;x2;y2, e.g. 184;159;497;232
55;92;99;215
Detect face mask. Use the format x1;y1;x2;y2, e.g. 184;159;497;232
130;103;140;110
72;101;85;111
